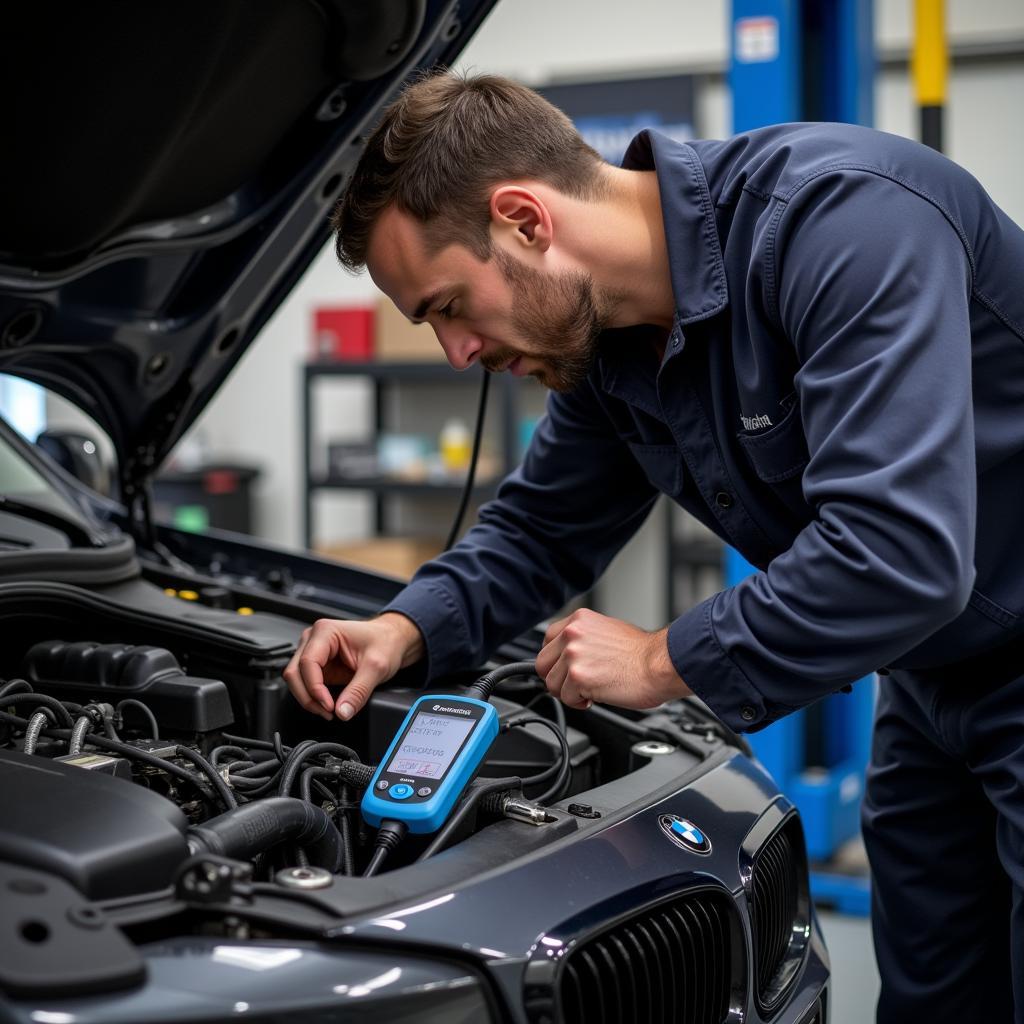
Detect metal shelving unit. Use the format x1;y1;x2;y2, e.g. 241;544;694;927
302;360;527;548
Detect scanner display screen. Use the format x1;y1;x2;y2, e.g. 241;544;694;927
387;711;475;779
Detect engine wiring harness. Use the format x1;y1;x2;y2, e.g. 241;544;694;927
0;661;577;882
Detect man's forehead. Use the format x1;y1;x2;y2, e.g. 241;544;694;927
366;207;424;279
366;207;478;318
364;208;430;314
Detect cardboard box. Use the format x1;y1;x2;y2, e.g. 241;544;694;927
374;296;447;362
312;306;374;361
317;537;443;580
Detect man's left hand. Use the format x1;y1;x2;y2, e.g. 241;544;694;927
536;608;692;711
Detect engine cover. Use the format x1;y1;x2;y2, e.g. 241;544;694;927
0;748;188;899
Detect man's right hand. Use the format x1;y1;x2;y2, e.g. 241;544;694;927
283;612;425;721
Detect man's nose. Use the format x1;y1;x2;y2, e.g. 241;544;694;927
435;324;482;370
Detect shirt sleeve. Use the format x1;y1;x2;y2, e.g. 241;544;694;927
382;380;660;681
668;171;977;732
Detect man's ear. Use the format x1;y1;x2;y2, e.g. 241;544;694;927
489;186;552;252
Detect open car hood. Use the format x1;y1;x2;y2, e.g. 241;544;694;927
0;1;495;496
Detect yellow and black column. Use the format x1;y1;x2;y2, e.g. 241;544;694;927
912;0;948;152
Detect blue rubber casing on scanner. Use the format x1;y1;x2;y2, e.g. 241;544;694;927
361;695;499;834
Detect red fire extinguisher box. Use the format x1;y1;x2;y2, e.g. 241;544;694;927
312;306;375;361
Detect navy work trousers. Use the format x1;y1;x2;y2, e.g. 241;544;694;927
861;643;1024;1022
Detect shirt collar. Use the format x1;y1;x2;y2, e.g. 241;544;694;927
621;129;729;326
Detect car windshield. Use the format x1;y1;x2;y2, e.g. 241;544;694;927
0;423;91;522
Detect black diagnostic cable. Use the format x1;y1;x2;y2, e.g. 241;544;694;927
443;369;491;552
416;775;522;862
343;662;548;869
466;661;539;701
337;760;375;790
505;716;572;803
363;819;408;876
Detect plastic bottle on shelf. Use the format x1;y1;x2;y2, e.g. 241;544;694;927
439;418;471;473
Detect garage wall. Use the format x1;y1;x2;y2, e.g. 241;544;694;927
189;0;1024;628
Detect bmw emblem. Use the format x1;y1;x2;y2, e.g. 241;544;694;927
659;814;712;855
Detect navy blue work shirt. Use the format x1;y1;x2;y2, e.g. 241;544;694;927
384;124;1024;733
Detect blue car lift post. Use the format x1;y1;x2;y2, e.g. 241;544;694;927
729;0;875;916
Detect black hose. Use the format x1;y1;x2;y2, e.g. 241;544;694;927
220;732;289;754
234;758;282;778
443;369;491;551
0;693;75;728
274;739;317;794
0;678;33;699
116;699;159;740
336;783;356;876
300;765;339;804
277;741;359;797
417;775;521;861
0;712;223;797
211;744;250;769
226;774;270;790
188;797;343;873
234;771;284;800
228;774;277;792
273;731;288;765
174;745;237;810
466;661;538;702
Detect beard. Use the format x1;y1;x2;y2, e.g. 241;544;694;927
482;248;605;392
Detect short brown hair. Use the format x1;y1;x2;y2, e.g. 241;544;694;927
333;70;607;272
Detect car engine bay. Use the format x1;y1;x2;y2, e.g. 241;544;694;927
0;563;740;905
0;521;819;1024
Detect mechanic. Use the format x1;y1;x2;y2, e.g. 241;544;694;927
283;71;1024;1022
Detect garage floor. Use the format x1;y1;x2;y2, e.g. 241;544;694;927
817;910;880;1023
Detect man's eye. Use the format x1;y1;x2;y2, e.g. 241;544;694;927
437;302;456;320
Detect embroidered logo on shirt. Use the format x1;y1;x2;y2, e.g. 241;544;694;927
741;413;773;431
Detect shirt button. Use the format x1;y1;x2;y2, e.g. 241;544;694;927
671;337;680;348
740;706;756;722
715;491;733;509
